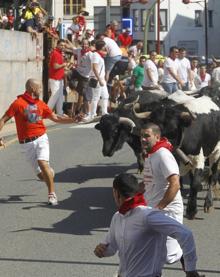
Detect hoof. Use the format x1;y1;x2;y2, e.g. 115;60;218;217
185;209;197;220
204;205;214;213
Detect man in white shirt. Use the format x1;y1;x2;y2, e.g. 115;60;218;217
94;173;204;277
141;123;184;265
142;50;160;89
194;64;211;90
66;39;93;116
177;48;193;91
212;58;220;86
129;41;143;58
162;46;184;93
88;39;109;120
97;34;122;82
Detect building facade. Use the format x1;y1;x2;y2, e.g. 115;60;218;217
129;0;220;57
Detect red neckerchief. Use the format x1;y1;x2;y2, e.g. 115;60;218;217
200;73;206;82
119;193;147;215
81;48;91;56
96;50;105;58
145;137;173;158
20;91;39;104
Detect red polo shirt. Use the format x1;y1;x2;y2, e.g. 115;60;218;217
118;33;133;48
49;48;64;80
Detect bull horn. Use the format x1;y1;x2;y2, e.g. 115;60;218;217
119;117;136;130
123;95;140;109
133;106;152;119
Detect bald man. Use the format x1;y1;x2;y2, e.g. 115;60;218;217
0;79;74;205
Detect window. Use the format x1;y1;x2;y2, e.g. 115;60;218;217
195;10;202;27
208;10;213;28
133;9;139;31
159;9;167;31
64;0;85;16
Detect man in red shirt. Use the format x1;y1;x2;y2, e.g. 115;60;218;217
0;79;74;205
117;28;133;49
48;39;67;115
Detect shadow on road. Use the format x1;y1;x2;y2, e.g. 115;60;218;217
54;162;137;184
32;186;115;235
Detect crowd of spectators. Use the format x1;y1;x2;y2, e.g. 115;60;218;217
1;1;220;123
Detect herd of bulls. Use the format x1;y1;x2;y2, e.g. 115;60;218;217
94;85;220;219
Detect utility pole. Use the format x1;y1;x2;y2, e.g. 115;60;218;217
204;0;208;65
156;0;160;54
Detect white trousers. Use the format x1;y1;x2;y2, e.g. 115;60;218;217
164;207;184;264
91;84;109;116
20;134;50;175
48;79;64;115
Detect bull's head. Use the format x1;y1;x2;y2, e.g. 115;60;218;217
95;114;136;157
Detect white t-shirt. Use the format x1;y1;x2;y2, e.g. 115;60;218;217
142;59;158;87
129;45;141;57
72;48;82;65
177;57;191;83
162;57;179;83
103;37;122;57
194;73;211;89
67;23;80;35
143;147;183;217
212;66;220;83
90;52;105;81
102;206;197;277
76;51;93;78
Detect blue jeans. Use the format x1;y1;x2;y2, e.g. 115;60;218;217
105;55;122;73
162;82;178;94
182;82;189;91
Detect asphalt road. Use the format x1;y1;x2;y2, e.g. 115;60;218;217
0;123;219;277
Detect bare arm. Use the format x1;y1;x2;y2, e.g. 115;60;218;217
53;62;67;70
48;113;74;124
167;67;184;87
0;114;12;148
92;63;104;86
156;174;180;210
0;114;11;132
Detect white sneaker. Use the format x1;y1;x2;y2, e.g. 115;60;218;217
48;192;58;205
82;114;92;122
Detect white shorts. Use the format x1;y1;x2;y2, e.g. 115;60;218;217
91;84;109;101
20;134;50;175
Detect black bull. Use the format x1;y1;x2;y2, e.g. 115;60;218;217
95;92;220;219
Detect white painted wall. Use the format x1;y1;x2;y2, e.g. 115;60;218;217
0;31;43;115
130;0;220;57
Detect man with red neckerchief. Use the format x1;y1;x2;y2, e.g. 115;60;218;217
141;122;184;266
87;40;109;121
0;79;74;206
48;39;67;115
94;173;204;277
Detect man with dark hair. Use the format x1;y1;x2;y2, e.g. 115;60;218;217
0;79;74;205
94;173;204;277
141;122;184;265
142;50;160;90
131;55;146;91
162;46;184;93
177;47;192;91
87;40;109;120
48;39;67;115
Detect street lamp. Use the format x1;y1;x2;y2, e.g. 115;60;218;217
182;0;209;65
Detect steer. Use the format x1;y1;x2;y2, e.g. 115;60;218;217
95;90;168;172
134;95;220;219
